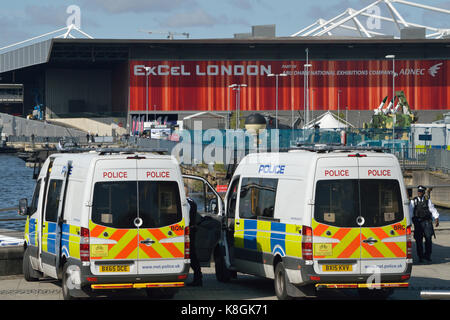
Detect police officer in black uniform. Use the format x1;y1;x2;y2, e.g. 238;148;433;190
409;185;440;263
185;186;203;286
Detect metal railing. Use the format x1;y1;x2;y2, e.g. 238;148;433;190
393;147;428;170
391;147;450;172
0;207;25;230
426;149;450;174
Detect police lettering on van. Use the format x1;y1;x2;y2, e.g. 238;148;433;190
258;164;286;174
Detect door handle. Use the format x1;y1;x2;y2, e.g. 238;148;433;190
140;239;155;246
362;238;378;245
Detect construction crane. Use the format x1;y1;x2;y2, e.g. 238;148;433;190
140;30;190;40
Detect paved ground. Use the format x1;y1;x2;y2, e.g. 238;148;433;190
0;222;449;301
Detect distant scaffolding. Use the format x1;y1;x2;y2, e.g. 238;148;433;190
291;0;450;39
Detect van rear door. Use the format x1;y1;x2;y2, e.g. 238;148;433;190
313;157;362;275
313;155;408;277
136;161;185;274
358;156;407;275
182;175;223;267
90;159;139;275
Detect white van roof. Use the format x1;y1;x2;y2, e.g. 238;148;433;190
50;150;176;162
39;150;179;180
234;147;398;178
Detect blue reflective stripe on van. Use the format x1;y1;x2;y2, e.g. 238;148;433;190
270;222;286;255
240;220;288;255
244;220;258;250
270;222;285;233
47;222;57;233
46;222;57;254
47;235;56;254
29;218;36;246
62;224;71;234
61;223;73;258
61;243;70;257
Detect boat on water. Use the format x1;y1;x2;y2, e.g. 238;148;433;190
0;140;17;154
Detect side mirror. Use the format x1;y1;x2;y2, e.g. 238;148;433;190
18;198;29;216
209;198;218;214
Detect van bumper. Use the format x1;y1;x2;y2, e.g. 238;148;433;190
292;259;412;288
66;259;190;297
81;263;190;284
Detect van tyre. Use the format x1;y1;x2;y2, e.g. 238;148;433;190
61;263;80;300
214;248;232;282
274;262;293;300
23;247;40;282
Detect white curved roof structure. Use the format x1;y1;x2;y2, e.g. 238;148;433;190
291;0;450;39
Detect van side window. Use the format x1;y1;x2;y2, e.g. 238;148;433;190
45;180;63;223
227;178;240;219
183;178;217;214
29;179;41;215
239;178;278;219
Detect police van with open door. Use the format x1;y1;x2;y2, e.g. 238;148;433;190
213;146;412;299
19;148;222;299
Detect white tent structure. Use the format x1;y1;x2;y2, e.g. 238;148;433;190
304;111;354;129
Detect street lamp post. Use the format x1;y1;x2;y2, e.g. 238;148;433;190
267;73;287;130
337;89;342;129
144;67;150;124
386;54;396;152
312;88;316;126
228;84;247;129
304;63;312;127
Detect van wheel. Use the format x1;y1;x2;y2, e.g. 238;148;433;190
61;263;80;300
214;248;232;282
274;262;292;300
23;247;40;282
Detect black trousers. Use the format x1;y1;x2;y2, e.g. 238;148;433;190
189;233;202;279
413;219;434;260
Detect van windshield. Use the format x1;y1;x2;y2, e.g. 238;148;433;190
92;181;181;229
314;179;403;227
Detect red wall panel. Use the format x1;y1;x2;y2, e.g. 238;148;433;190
129;60;449;112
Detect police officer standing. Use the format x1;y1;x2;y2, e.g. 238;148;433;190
185;186;203;286
409;185;440;263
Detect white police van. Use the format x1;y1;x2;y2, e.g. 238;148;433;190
213;146;412;299
19;148;221;299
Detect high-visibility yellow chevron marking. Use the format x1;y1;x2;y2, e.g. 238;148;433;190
312;219;407;259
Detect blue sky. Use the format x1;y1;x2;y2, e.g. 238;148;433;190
1;0;449;47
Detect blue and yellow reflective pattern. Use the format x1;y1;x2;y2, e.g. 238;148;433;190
24;217;38;247
234;219;302;258
24;219;81;259
42;222;57;254
61;224;80;259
